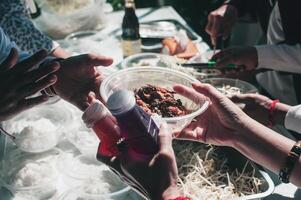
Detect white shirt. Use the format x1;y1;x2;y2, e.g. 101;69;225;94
285;105;301;133
255;3;301;133
256;2;300;105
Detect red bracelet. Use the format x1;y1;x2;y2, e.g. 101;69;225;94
268;99;279;128
170;197;191;200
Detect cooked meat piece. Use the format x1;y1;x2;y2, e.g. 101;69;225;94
134;84;188;117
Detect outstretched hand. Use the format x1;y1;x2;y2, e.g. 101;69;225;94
174;83;250;147
53;54;113;111
0;48;59;121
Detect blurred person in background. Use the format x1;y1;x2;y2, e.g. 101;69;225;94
0;0;69;58
206;0;301;107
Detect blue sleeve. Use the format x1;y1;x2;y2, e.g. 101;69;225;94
0;27;29;64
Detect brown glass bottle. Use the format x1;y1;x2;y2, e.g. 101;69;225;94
122;0;142;57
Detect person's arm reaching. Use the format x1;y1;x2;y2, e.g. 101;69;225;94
174;83;301;187
206;0;259;45
212;44;301;74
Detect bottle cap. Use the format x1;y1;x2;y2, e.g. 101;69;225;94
82;100;108;128
107;90;136;116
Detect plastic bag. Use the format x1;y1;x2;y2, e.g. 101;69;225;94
33;0;106;39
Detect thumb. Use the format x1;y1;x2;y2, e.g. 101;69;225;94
81;54;113;67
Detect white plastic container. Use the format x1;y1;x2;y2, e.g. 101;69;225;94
57;154;130;199
34;0;106;39
66;124;99;159
100;67;209;132
0;149;61;199
2;104;71;153
202;78;258;95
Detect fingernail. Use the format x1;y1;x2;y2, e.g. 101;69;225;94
50;75;57;82
51;62;60;70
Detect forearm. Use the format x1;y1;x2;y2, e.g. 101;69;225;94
256;44;301;74
233;117;301;187
50;46;70;59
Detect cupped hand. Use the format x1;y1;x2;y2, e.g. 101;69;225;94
98;124;180;200
174;83;250;147
212;46;258;70
206;4;238;45
230;93;272;125
0;48;60;121
230;93;291;126
53;54;113;111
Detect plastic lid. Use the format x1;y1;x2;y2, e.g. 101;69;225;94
107;90;136;116
82;100;108;128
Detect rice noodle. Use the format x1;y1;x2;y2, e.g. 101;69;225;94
174;141;263;199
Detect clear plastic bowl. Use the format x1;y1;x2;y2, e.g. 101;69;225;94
202;78;258;95
58;186;131;200
2;104;71;153
100;67;209;132
66;123;99;159
57;154;130;198
0;148;61;199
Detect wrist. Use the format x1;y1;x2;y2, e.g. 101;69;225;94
228;115;256;149
151;184;181;200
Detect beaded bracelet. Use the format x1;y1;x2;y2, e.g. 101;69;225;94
268;99;279;128
170;197;191;200
279;141;301;183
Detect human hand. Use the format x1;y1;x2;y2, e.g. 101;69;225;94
98;124;180;200
0;48;60;121
174;83;250;147
212;46;258;70
206;4;238;45
53;54;113;111
230;93;291;126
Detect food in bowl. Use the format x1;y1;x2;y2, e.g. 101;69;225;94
57;154;130;198
9;161;55;188
12;118;57;152
135;84;188;117
66;123;99;158
203;78;258;96
2;104;71;153
174;141;265;199
216;84;242;96
80;170;127;195
100;67;209;132
2;149;61;199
